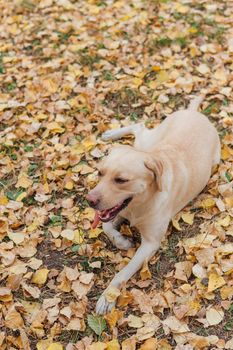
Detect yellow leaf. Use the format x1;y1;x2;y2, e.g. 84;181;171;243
73;229;84;244
64;179;74;190
82;135;96;151
217;215;231;227
221;145;233;160
133;77;143;87
32;268;49;285
201;198;215;209
220;285;233;300
140;261;152;280
16;174;33;189
186;300;201;316
36;340;53;350
8;231;25;244
47;343;63;350
207;272;226;292
0;195;8;205
175;4;189;13
182;234;215;253
5;309;24;329
89;227;102;238
181;212;194;225
190;47;199;57
117;291;134;307
46;122;65;134
105;286;121;303
172;218;181;231
189;27;198;34
152;66;161;71
156;70;169;84
105;308;123;329
106;339;120;350
16;192;27;202
139;338;158;350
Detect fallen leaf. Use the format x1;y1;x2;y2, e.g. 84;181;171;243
163;316;190;333
181;212;194;225
206;307;224;326
106;339;120;350
207;272;226;292
174;261;193;282
8;231;25;244
0;287;12;302
5;308;24;329
87;315;106;336
122;338;136;350
47;343;63;350
105;286;121;303
105;308;123;329
87;342;106;350
225;338;233;349
128;314;144;328
15;173;33;189
136;326;156;341
32;268;49;285
140;260;152;280
139;338;157;350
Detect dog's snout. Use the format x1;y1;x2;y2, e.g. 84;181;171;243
86;193;100;209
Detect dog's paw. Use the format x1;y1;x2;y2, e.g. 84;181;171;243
114;237;133;250
96;294;115;315
102;130;117;141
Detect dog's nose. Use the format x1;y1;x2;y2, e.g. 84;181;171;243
86;193;100;209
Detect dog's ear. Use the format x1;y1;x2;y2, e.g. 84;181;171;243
144;157;163;191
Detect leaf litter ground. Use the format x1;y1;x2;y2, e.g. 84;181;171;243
0;0;233;349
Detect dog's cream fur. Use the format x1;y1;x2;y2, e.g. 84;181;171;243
87;96;221;314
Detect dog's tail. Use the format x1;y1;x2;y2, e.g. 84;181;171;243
188;96;204;111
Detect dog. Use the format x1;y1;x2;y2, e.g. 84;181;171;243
86;96;221;314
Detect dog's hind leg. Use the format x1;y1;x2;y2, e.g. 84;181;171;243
102;123;144;141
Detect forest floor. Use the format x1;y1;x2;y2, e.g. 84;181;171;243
0;0;233;349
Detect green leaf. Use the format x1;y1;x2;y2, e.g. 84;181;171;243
225;171;232;182
229;303;233;313
5;188;25;201
87;315;106;336
71;245;80;252
130;112;139;121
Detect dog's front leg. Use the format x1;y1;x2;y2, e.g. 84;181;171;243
103;219;133;250
96;239;159;314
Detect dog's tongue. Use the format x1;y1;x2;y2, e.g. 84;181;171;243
92;211;100;229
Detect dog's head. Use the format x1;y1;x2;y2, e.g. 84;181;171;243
86;145;164;226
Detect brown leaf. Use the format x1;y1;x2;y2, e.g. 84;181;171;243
5;308;24;329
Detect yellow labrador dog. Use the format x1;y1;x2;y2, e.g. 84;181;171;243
86;96;221;314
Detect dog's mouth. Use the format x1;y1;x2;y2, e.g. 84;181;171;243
92;197;133;229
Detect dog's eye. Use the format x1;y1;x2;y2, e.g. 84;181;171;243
114;177;129;184
98;170;103;177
